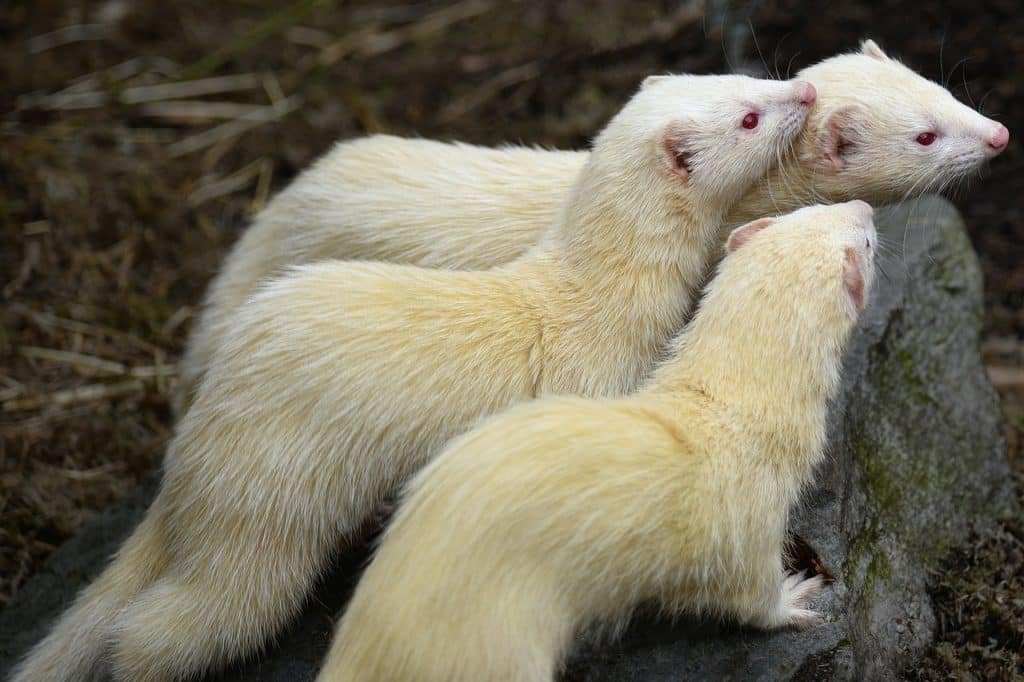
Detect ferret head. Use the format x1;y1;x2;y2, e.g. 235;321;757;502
673;201;876;405
586;74;816;223
724;200;876;329
795;40;1009;202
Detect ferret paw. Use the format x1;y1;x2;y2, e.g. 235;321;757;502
774;572;825;628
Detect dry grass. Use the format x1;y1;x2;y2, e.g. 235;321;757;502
1;2;1022;675
916;516;1024;681
907;340;1024;680
912;463;1024;680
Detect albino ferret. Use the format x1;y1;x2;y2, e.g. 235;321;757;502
13;75;814;682
322;200;877;681
175;39;1009;414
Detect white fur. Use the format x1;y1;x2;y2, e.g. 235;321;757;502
319;201;877;681
735;39;1010;224
12;74;812;682
175;40;1008;414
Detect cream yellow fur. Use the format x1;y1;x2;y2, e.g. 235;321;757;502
13;74;812;682
175;39;1007;415
320;200;877;681
173;140;587;414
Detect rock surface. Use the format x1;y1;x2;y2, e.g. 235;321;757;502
0;196;1015;681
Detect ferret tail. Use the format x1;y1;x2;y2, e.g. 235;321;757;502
105;499;342;681
9;513;168;682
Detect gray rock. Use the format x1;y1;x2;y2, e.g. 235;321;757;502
0;196;1015;681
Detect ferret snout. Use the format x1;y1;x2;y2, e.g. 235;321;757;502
987;123;1010;156
792;81;817;107
862;219;878;250
840;199;876;248
852;202;877;251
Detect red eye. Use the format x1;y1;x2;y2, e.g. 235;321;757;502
916;132;936;146
742;113;759;130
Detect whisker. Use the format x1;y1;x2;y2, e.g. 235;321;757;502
785;52;800;80
772;34;792;82
899;173;943;275
977;89;994;115
961;61;976;108
944;56;970;90
938;27;947;86
874;260;894;287
747;19;772;79
872;233;900;258
717;10;735;74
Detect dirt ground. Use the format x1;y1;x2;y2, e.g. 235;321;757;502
1;0;1021;677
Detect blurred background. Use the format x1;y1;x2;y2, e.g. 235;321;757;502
1;0;1021;677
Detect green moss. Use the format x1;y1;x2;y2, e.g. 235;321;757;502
849;416;965;570
845;515;881;582
864;551;893;594
890;346;934;406
845;331;975;593
853;436;901;515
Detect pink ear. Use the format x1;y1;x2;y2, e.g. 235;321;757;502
726;217;775;253
662;124;692;183
822;105;863;171
843;247;865;314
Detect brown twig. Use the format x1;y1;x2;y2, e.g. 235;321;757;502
166;95;303;158
437;61;541;123
187;159;268;206
120;74;263;104
317;0;496;66
137;100;274;122
12;306;166;356
987;365;1024;392
173;0;328;82
434;0;704;123
28;24;111;54
2;380;146;413
20;347;127;376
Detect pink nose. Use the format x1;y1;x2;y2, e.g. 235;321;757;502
989;123;1010;153
793;81;817;107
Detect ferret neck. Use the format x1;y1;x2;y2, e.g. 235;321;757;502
542;153;726;313
647;294;845;467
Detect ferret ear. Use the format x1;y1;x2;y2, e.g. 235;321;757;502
642;74;671;89
726;217;775;254
820;104;865;172
860;39;890;62
843;247;866;316
662;123;694;183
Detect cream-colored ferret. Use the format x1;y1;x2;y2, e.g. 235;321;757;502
321;199;877;681
175;39;1009;414
13;75;815;682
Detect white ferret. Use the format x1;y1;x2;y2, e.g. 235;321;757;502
13;75;815;682
321;200;877;681
175;39;1009;414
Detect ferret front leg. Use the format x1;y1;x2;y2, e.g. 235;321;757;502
720;554;825;630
